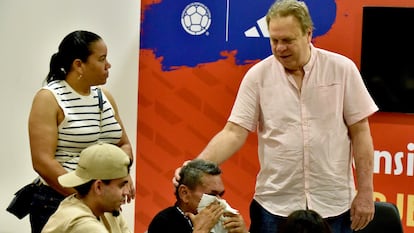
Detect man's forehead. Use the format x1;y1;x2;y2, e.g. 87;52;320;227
198;174;224;191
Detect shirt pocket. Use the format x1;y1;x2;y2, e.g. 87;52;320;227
307;82;343;128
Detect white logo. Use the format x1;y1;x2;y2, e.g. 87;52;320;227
244;16;269;38
181;2;212;36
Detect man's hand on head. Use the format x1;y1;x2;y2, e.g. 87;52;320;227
172;160;192;187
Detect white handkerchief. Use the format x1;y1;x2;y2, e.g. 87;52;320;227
197;194;239;233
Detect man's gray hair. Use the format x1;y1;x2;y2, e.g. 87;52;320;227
175;159;221;200
266;0;314;35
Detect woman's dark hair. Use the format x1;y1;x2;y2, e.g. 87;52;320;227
46;30;102;83
281;209;333;233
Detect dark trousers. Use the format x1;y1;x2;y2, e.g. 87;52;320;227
249;199;352;233
29;184;64;233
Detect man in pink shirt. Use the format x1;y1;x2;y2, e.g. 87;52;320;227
175;0;377;233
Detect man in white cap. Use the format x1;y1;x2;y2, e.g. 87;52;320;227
41;143;132;233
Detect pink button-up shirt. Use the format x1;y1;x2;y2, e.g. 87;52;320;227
228;45;378;217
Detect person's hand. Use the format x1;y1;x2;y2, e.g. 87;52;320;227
187;201;225;233
125;174;136;203
223;212;249;233
172;160;191;187
350;191;374;231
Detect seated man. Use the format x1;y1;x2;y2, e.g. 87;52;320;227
148;159;248;233
41;143;132;233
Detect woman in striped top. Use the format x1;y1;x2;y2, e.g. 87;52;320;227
28;30;134;233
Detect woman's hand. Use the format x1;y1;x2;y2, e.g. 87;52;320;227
125;174;136;203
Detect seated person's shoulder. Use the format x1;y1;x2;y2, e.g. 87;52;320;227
43;196;106;233
70;219;109;233
42;211;106;233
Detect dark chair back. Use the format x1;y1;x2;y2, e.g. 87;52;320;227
355;201;403;233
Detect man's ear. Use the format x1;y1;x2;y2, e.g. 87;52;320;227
306;29;313;43
178;185;191;203
93;180;105;195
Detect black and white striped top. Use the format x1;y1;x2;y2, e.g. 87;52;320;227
44;80;122;172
